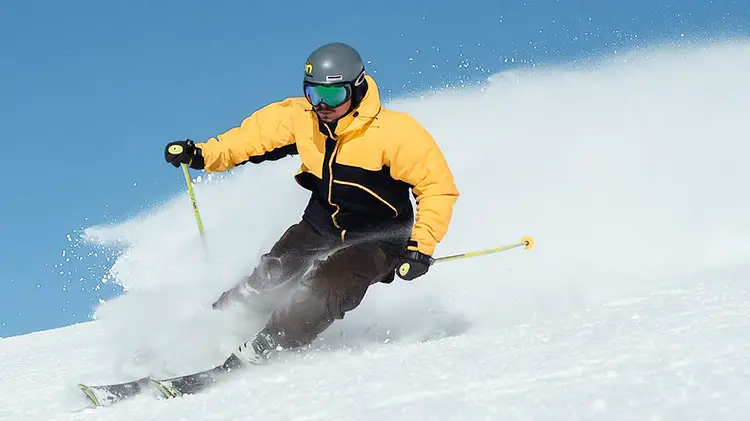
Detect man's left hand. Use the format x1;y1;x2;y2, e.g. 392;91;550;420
397;250;434;280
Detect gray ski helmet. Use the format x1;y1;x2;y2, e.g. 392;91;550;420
304;42;365;87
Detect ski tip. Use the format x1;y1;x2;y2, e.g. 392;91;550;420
77;384;101;408
521;236;535;250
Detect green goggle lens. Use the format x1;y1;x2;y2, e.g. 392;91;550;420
304;84;351;107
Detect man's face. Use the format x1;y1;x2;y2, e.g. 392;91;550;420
315;98;352;123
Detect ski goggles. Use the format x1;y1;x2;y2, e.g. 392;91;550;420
304;83;352;108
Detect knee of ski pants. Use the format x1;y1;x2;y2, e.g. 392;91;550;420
293;275;369;322
305;245;390;319
296;258;356;321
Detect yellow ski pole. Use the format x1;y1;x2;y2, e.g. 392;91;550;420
167;144;205;237
433;236;534;264
179;162;205;236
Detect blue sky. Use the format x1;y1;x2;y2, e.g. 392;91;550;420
1;0;747;337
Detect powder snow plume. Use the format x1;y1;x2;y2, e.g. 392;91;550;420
81;39;750;378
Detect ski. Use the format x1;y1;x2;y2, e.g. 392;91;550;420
150;355;241;398
77;355;245;407
77;376;152;407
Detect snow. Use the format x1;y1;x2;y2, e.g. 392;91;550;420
2;39;750;420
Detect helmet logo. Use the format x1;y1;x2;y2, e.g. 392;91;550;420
305;63;313;75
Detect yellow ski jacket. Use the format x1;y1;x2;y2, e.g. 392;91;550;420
195;75;458;256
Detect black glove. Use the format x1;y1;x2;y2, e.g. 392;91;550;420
396;248;434;281
165;139;205;169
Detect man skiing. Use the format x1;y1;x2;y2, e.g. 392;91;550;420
164;42;459;366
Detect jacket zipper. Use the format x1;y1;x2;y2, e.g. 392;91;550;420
321;123;345;240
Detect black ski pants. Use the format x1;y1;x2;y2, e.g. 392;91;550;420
212;220;401;348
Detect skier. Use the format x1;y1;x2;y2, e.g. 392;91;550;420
164;42;459;366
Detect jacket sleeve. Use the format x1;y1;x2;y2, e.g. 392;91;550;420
387;116;459;256
196;99;298;172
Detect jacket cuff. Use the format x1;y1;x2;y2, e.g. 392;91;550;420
407;239;434;256
189;146;205;170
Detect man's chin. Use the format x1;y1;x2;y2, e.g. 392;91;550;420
317;112;335;122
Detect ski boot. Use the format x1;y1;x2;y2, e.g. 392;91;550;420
227;327;279;367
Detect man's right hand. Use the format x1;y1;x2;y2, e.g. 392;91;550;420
165;139;205;169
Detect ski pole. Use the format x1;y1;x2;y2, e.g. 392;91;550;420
179;162;205;236
433;236;534;264
167;143;206;236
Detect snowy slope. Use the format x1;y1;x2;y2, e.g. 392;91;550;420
1;277;748;420
3;40;750;420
